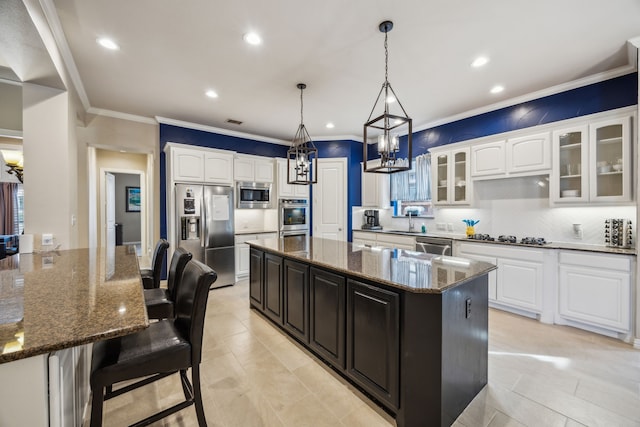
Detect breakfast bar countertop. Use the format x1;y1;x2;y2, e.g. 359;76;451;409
0;246;149;364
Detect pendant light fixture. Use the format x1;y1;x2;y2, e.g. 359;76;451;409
287;83;318;185
363;20;412;174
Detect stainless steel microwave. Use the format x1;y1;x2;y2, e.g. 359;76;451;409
236;182;272;209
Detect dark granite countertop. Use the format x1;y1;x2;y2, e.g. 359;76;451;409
248;237;496;294
354;229;636;256
0;246;149;364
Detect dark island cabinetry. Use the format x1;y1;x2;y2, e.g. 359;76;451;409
309;267;345;369
249;248;263;308
248;239;493;427
346;279;400;409
264;252;283;324
283;259;310;342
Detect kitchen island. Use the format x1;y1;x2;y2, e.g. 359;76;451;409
248;237;496;427
0;246;149;426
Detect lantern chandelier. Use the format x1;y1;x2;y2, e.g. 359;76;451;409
287;83;318;185
363;20;412;174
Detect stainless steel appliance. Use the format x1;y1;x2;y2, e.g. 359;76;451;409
362;209;382;230
605;218;632;248
279;198;309;237
175;183;235;288
236;181;272;209
416;236;452;255
466;234;550;246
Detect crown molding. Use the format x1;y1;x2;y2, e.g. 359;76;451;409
412;65;637;134
39;0;90;110
87;107;157;125
156;116;292;146
312;134;363;143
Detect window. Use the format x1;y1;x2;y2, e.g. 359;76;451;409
390;154;433;217
14;185;23;235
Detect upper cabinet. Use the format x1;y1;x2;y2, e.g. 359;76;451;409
170;145;234;185
589;116;632;202
550;113;632;204
361;163;390;207
471;133;551;179
430;147;471;206
234;154;274;183
276;158;309;199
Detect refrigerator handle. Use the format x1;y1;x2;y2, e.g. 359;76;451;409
201;193;207;248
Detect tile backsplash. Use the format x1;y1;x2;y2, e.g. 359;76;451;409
353;176;636;246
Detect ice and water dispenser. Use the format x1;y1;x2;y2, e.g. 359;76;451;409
180;188;200;240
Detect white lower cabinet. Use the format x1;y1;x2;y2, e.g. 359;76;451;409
558;251;632;334
455;242;551;321
235;233;278;278
352;231;416;250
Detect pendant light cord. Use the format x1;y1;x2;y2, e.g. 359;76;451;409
300;86;304;125
384;30;389;85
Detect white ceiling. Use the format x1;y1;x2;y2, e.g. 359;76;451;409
18;0;640;141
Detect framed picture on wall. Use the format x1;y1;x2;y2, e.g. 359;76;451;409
126;186;141;212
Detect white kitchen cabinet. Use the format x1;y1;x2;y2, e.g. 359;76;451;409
376;233;416;250
234;155;274;183
506;132;551;174
551;113;632;205
470;140;505;177
497;257;543;312
235;232;278;278
588;115;632;203
454;246;497;301
455;242;546;317
351;231;416;250
471;133;550;179
558;251;632;333
204;151;234;185
361;163;390;207
430;147;472;206
172;147;205;182
276;158;309;199
550;125;589;204
352;230;377;247
170;145;234;185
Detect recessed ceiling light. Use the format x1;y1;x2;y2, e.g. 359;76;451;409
326;123;335;129
243;32;262;46
490;85;504;94
205;90;218;98
471;56;489;68
97;37;119;50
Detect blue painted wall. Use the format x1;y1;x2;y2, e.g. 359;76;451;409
160;72;637;243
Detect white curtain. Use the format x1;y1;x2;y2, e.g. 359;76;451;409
414;154;431;201
390;154;431;201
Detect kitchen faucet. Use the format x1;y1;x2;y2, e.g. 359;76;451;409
408;211;415;232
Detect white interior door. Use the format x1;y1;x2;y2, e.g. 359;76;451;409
105;173;116;248
313;158;347;241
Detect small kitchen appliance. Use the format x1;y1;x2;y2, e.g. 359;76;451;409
605;218;632;248
362;210;382;230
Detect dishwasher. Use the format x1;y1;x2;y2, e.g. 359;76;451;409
415;236;452;256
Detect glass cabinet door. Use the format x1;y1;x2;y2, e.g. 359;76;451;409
554;126;588;202
435;153;449;203
589;116;630;202
452;150;468;203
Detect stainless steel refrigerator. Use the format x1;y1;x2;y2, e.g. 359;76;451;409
175;183;235;288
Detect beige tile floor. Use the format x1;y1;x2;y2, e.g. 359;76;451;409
97;280;640;427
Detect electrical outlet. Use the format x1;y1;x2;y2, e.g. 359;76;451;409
465;298;472;318
447;223;454;231
436;223;446;230
42;233;53;246
573;223;583;239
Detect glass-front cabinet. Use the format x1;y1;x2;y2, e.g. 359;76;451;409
589;117;631;202
551;114;632;205
432;147;471;206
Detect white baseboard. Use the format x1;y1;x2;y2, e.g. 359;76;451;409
634;338;640;349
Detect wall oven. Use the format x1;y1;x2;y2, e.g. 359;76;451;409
279;198;309;237
237;182;272;209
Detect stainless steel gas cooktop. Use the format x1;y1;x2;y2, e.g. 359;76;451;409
467;234;549;246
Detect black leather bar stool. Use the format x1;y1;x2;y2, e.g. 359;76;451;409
140;239;169;289
90;259;217;427
144;247;192;319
